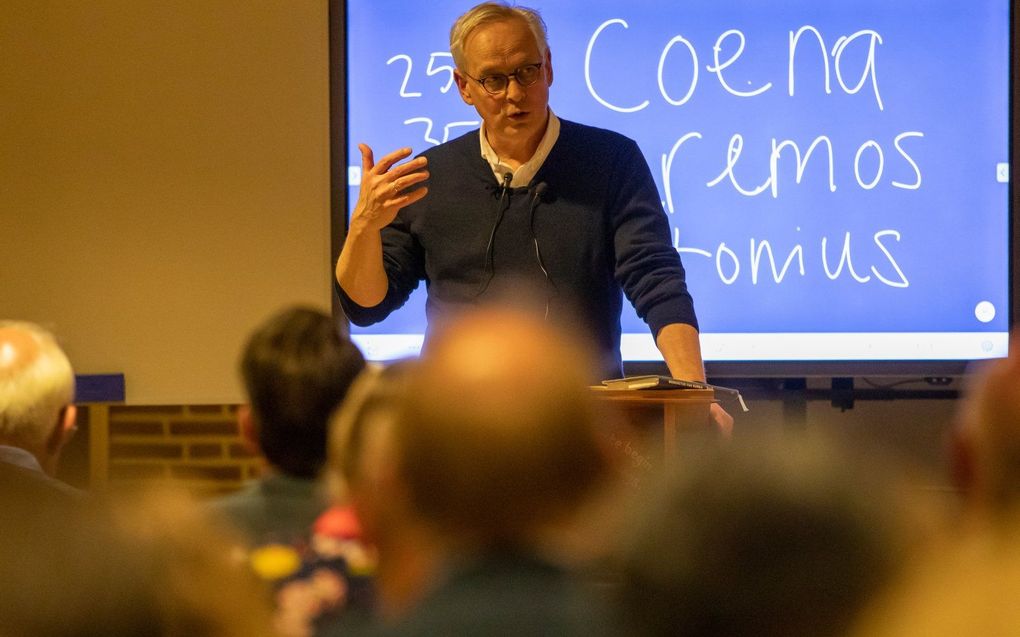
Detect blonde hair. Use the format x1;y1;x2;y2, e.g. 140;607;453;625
0;484;276;637
0;320;74;449
106;486;277;637
326;362;413;501
449;2;548;69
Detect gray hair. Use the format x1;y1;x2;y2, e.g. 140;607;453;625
0;321;74;449
449;2;549;70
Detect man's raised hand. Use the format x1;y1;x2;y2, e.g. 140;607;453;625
351;144;429;232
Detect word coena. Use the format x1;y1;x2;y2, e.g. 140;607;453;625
585;21;884;111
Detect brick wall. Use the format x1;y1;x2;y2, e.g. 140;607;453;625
86;404;262;496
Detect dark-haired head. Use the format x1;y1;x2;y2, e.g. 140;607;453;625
241;306;365;478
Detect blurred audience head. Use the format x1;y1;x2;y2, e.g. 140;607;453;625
0;320;76;473
328;360;413;544
952;343;1020;522
240;305;365;478
614;433;914;637
327;360;426;617
105;486;277;636
853;513;1020;637
0;484;275;637
393;306;608;550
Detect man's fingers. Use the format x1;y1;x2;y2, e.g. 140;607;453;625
390;169;430;194
389;156;428;183
394;186;429;206
374;147;414;174
358;143;375;172
710;403;734;439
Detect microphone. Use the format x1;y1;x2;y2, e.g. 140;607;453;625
529;182;549;228
487;172;514;198
531;181;548;205
476;172;515;298
528;181;553;315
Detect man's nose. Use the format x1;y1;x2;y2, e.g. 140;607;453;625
504;76;527;101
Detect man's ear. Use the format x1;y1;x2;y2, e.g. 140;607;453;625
44;404;77;455
454;69;475;106
237;404;260;455
544;47;553;87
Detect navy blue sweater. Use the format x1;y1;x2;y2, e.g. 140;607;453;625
338;119;698;376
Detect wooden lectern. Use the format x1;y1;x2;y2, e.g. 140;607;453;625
591;387;717;460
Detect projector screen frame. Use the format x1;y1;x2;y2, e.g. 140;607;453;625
327;0;1018;379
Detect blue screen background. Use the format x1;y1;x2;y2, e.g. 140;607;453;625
344;1;1010;360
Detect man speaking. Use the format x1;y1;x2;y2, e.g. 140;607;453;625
335;1;731;432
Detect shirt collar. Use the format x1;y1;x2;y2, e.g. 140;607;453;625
0;445;45;473
479;109;560;188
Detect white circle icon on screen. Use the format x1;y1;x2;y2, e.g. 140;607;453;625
975;301;996;323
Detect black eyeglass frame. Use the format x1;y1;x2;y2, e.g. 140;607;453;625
463;62;545;95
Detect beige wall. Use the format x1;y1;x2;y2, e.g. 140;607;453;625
1;1;332;403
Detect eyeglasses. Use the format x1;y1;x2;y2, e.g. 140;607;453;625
465;63;544;95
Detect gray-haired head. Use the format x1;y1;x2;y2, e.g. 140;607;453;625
449;2;548;70
0;320;74;451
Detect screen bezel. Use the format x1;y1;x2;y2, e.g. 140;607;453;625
327;0;1017;378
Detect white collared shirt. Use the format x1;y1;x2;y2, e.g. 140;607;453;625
479;109;561;188
0;445;44;473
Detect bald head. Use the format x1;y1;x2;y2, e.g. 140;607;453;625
395;308;606;546
0;321;75;452
0;327;42;373
424;308;594;410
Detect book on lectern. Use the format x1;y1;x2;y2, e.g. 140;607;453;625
600;375;709;391
600;375;749;412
